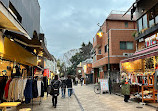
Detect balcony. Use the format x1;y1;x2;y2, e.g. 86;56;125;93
93;54;103;62
93;35;102;49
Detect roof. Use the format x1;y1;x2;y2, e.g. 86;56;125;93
106;14;136;21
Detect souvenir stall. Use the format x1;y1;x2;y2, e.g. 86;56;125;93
121;56;158;103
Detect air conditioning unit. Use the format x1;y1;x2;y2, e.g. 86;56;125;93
123;53;133;57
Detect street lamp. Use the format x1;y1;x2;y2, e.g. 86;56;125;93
97;23;111;94
97;23;103;37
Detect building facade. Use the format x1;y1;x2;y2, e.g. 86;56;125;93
0;0;40;38
92;12;137;83
120;0;158;103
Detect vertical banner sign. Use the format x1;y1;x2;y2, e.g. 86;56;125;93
43;69;49;77
100;79;109;92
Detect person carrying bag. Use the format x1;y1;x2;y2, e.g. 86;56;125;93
50;75;60;108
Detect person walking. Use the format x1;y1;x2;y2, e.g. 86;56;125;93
60;77;67;98
50;75;60;108
120;72;130;102
66;76;72;98
75;76;78;85
80;77;83;86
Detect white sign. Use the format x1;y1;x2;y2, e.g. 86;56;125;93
100;79;109;92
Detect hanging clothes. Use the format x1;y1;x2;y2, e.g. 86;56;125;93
24;79;33;104
37;81;41;97
43;77;48;92
0;77;7;102
3;78;12;100
41;81;44;97
32;79;38;98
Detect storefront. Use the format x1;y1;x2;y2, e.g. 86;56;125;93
121;32;158;103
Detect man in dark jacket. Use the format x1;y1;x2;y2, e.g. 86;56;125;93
51;75;60;108
60;77;67;98
66;76;72;97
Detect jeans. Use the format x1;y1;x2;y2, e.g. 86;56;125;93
68;89;72;97
61;88;66;98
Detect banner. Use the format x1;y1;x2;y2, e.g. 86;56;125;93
100;79;109;92
43;69;49;77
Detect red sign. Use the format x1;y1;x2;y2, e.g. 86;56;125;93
43;69;49;77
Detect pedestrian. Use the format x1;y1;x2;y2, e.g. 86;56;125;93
66;75;72;98
75;76;78;85
60;76;67;98
120;72;130;102
50;75;60;108
80;77;83;86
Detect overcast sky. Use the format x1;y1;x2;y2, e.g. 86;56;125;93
38;0;135;58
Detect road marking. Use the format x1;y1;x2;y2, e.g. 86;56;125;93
74;92;84;111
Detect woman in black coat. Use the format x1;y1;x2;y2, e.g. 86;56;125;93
51;75;60;108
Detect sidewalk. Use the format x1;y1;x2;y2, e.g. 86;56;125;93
74;84;156;111
17;92;81;111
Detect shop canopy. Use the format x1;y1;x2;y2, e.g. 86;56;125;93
0;2;31;39
121;45;158;63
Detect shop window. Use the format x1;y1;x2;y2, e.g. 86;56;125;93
120;41;133;50
138;18;143;32
143;14;148;29
98;49;101;54
105;45;107;53
125;22;128;28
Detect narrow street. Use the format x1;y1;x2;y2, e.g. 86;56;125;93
17;84;156;111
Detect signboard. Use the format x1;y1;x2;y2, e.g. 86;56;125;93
145;34;157;47
100;79;109;92
43;69;49;77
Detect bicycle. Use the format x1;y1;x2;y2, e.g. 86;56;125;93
94;83;101;94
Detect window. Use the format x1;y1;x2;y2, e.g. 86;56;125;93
98;49;101;54
125;22;128;28
143;14;148;29
155;4;158;24
105;45;107;53
149;9;155;28
120;41;133;50
138;18;143;32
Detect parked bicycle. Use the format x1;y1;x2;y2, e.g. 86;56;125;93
94;82;101;94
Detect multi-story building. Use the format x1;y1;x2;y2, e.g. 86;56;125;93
120;0;158;103
92;11;137;83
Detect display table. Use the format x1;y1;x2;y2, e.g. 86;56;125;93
0;102;21;111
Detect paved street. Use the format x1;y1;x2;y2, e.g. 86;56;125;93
16;84;156;111
74;85;156;111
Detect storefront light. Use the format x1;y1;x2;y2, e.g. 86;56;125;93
10;37;14;42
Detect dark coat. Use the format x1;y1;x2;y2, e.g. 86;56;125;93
41;81;44;97
0;77;7;102
61;79;67;89
66;78;72;88
32;79;38;98
24;79;33;104
51;79;60;96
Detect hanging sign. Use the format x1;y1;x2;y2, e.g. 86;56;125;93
43;69;49;77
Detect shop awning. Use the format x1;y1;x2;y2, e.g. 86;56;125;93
121;45;158;63
0;2;31;39
1;37;37;66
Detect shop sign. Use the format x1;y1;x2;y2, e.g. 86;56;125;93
43;69;49;77
145;34;157;47
100;79;109;92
